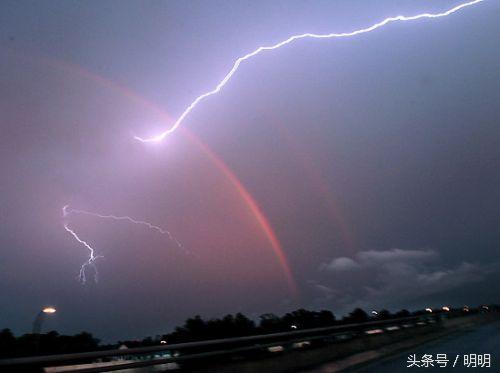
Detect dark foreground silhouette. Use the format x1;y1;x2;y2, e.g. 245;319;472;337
1;305;494;359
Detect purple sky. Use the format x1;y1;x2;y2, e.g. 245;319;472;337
1;0;499;342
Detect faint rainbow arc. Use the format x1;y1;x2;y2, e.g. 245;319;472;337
184;132;299;297
270;117;357;252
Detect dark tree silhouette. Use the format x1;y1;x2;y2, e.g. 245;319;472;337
165;313;257;343
281;309;336;330
395;309;411;318
0;329;16;357
376;309;392;320
0;330;99;358
344;308;369;323
259;313;285;333
232;313;256;336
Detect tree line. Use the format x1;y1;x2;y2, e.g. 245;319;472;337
0;305;492;358
0;330;99;358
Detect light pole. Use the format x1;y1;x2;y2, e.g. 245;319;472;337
32;307;57;334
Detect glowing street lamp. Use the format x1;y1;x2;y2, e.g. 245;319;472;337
33;306;57;334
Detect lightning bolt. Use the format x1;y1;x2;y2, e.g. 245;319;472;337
63;205;184;251
62;221;102;284
134;0;485;143
63;205;186;283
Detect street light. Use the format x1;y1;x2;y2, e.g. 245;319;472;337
33;306;57;334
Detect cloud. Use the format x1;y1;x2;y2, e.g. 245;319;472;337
320;248;436;273
319;257;359;271
313;248;498;313
357;248;437;264
416;262;485;290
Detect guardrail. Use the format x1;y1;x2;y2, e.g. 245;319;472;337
0;314;452;372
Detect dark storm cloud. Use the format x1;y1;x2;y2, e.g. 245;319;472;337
313;248;499;313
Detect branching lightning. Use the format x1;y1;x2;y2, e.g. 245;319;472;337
62;219;102;284
134;0;485;143
62;205;185;284
63;205;184;250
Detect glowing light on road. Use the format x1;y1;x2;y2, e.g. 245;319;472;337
135;0;485;143
42;307;57;314
365;329;384;335
63;205;185;284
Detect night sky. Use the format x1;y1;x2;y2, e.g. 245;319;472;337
1;0;499;342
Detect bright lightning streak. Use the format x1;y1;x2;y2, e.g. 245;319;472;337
134;0;485;143
63;204;187;284
63;205;184;251
63;222;102;284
